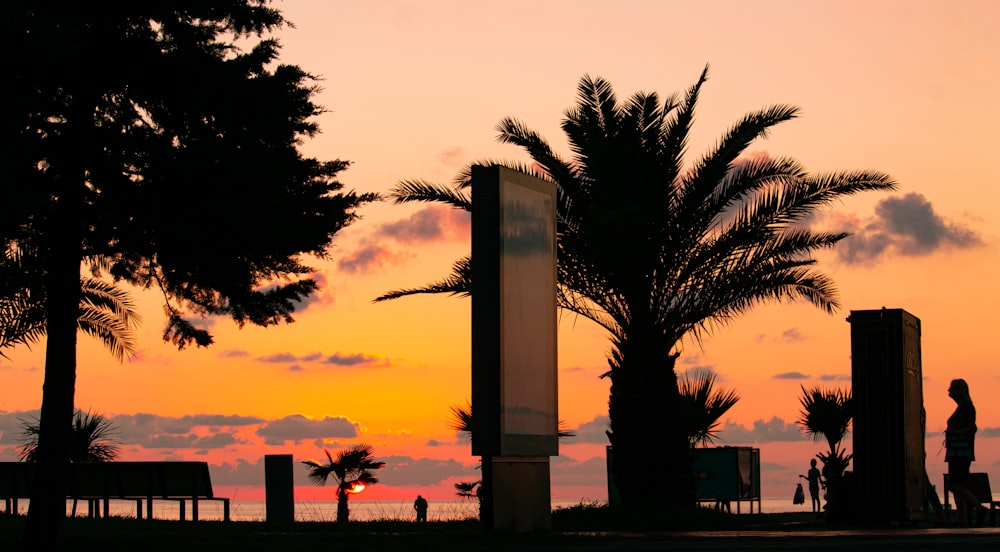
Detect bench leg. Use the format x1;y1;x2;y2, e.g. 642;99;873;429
193;498;199;521
179;499;186;521
223;499;230;522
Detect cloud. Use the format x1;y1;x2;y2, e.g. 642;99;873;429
379;454;476;487
754;328;807;343
437;146;466;167
551;455;608;487
779;328;806;342
716;416;804;444
250;351;387;370
0;411;34;445
257;353;298;363
570;415;611;444
209;457;267;487
322;353;382;367
337;206;470;274
818;374;851;382
0;411;267;447
255;414;359;445
773;372;809;380
835;192;983;264
218;349;250;358
977;426;1000;438
376;206;469;245
337;243;414;274
109;413;264;449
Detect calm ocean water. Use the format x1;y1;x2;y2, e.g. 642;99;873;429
8;497;814;522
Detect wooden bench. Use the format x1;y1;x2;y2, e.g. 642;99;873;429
943;472;1000;525
1;461;230;521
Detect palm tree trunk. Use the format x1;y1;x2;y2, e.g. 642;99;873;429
336;488;350;523
23;237;81;546
22;116;86;545
607;330;694;509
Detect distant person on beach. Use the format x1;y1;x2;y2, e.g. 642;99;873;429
945;378;987;526
414;494;428;522
800;458;823;513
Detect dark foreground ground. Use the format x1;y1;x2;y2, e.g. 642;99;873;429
2;510;999;551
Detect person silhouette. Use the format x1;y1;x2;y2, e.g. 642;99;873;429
413;494;428;522
799;458;823;513
945;378;987;526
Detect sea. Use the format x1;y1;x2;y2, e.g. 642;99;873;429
8;498;813;522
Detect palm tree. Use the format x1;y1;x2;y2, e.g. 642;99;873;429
679;369;740;448
379;67;896;508
302;444;385;523
797;385;853;482
17;409;121;463
18;409;121;516
1;242;140;360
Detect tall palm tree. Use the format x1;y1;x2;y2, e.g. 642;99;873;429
797;385;853;481
679;369;740;448
18;409;121;516
302;444;385;523
379;67;896;508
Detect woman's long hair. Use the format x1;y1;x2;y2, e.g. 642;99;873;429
950;378;973;403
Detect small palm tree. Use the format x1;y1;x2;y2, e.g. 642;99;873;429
797;385;852;513
302;444;385;523
18;409;121;516
797;385;853;471
678;369;741;448
17;409;121;463
454;480;482;502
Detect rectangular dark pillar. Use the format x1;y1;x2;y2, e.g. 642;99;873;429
265;454;294;523
848;308;925;523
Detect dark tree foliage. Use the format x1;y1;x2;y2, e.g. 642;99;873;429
1;2;377;544
379;67;896;509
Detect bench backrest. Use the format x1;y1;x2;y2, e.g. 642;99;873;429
0;461;217;499
0;462;34;498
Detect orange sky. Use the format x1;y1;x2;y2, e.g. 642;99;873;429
2;0;998;505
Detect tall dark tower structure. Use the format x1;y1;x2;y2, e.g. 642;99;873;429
848;308;926;523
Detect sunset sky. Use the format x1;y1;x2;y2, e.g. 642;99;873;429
2;0;998;508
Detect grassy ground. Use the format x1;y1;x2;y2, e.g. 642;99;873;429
0;504;831;551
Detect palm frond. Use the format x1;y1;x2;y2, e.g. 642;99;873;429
797;385;853;454
388;179;472;211
17;409;120;463
373;256;471;302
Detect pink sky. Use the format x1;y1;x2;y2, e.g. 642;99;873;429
2;0;998;505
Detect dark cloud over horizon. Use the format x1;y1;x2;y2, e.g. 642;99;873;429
338;205;469;274
773;372;809;380
571;415;611;444
716;416;805;444
835;192;983;264
251;350;387;371
255;414;359;445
